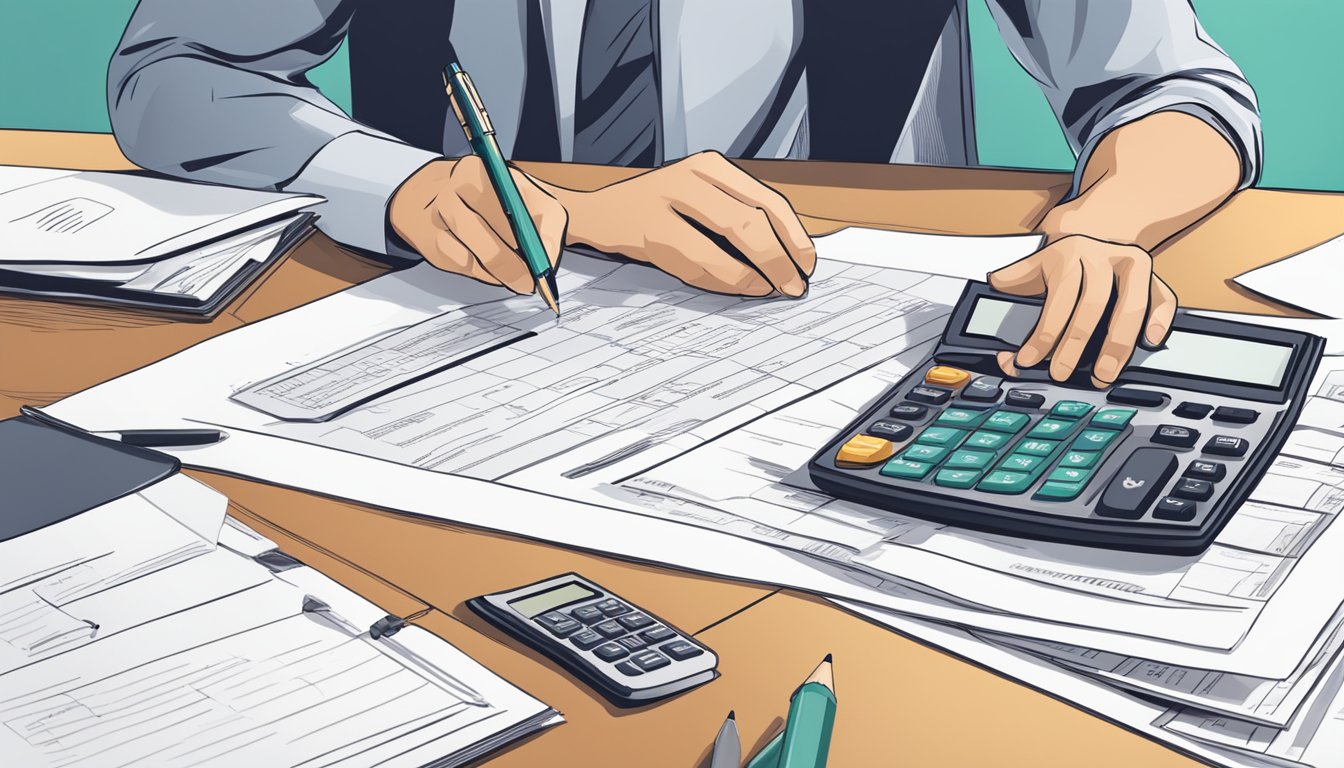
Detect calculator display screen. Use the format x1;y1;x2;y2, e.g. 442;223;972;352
964;297;1295;388
509;582;599;618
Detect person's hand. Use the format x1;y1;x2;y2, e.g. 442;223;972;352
557;151;816;297
388;157;567;294
988;235;1177;387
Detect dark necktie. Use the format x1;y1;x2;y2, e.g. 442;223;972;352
572;0;660;166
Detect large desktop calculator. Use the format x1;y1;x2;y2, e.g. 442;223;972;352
468;573;718;707
808;282;1323;555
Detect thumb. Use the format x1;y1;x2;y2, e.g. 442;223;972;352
988;253;1047;296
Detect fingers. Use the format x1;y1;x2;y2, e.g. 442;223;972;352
511;168;568;268
988;254;1048;296
1146;277;1178;347
643;225;773;296
1049;259;1113;382
1092;254;1151;385
684;151;817;279
1015;256;1081;369
671;187;806;296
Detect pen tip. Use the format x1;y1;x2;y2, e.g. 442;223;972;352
727;710;735;720
823;653;833;663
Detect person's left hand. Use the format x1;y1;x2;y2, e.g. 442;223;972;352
988;235;1177;387
552;151;816;297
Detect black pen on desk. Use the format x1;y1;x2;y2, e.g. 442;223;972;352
19;405;227;447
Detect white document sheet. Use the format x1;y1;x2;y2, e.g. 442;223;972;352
813;226;1043;279
0;165;319;264
1233;233;1344;319
43;258;1343;678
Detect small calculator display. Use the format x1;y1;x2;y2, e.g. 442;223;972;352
808;282;1323;554
468;573;718;707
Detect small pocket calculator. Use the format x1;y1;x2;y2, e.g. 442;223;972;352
467;573;718;707
808;282;1323;555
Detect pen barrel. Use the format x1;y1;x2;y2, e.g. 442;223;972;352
777;682;837;768
476;139;553;279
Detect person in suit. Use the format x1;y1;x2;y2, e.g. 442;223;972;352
108;0;1259;385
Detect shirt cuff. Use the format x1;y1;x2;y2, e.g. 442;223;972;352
1069;80;1263;200
283;131;441;261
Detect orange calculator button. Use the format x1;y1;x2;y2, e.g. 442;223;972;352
925;366;970;387
835;435;896;466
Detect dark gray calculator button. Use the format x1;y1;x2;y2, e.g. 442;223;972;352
617;613;655;631
598;600;632;617
908;386;952;405
593;620;626;639
1205;435;1249;457
661;641;705;661
1097;448;1177;519
1212;406;1259;425
617;635;649;652
538;611;569;626
1184;461;1226;482
542;618;582;637
865;420;913;441
570;629;604;650
1108;387;1166;407
1152;424;1199;448
640;626;677;643
615;660;643;676
593;643;629;662
1005;390;1045;409
631;650;671;672
1173;402;1213;420
1154;497;1197;521
571;605;605;624
963;376;1004;402
1172;478;1213;501
889;403;928;420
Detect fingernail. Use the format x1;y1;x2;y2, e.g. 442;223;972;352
1146;323;1166;344
784;277;806;297
1095;354;1119;381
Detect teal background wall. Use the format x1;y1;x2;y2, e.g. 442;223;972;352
1;1;1339;191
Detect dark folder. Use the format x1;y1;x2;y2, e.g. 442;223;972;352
0;415;179;542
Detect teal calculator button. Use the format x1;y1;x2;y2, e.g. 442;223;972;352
880;458;935;480
1047;466;1092;484
1015;439;1059;457
902;443;950;463
984;411;1030;433
964;431;1009;450
1026;418;1073;439
1071;429;1118;450
1035;480;1086;501
1050;401;1094;419
917;426;967;446
978;470;1034;494
935;408;988;428
998;453;1045;472
935;468;982;489
944;449;996;470
1090;408;1136;430
1058;450;1100;468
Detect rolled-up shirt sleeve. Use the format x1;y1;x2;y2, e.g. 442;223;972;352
107;0;440;259
986;0;1262;194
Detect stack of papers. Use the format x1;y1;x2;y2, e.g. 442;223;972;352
0;472;559;767
0;166;319;316
43;227;1344;766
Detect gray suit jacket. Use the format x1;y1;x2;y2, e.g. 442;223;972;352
108;0;1260;259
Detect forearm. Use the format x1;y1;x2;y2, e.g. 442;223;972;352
1039;111;1242;250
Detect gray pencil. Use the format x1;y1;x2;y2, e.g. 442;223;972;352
711;710;741;768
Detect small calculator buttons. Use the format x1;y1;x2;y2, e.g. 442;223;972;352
1204;435;1249;457
1005;390;1045;409
835;435;896;466
925;366;971;387
1107;387;1166;408
1211;406;1259;425
1097;449;1177;519
1173;401;1213;419
1152;425;1199;448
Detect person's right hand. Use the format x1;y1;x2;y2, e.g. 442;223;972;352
388;157;568;294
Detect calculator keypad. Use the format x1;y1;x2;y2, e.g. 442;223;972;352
541;593;709;679
821;361;1273;531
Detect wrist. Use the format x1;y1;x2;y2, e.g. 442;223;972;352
538;183;617;252
1038;202;1146;249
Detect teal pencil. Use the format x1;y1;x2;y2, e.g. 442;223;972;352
777;654;837;768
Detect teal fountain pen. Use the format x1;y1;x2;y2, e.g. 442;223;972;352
443;62;560;315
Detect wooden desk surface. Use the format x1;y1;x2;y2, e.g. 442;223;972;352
4;129;1342;767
